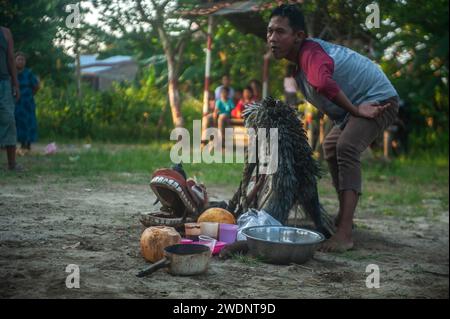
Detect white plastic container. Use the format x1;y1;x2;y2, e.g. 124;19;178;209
200;222;219;239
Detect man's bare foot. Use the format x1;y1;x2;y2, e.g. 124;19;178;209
319;232;354;253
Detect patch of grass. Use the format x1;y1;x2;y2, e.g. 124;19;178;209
231;252;265;266
353;222;371;230
337;250;389;262
0;142;244;187
1;143;447;218
363;155;449;186
407;263;428;275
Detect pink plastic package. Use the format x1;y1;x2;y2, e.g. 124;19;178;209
45;142;57;155
192;240;226;255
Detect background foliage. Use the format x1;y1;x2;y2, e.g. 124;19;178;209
1;0;448;153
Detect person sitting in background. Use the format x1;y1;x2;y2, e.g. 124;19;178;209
249;79;262;102
233;87;242;106
14;52;39;154
215;86;234;119
202;87;234;147
207;90;216;113
215;87;234;146
231;86;254;119
214;74;235;101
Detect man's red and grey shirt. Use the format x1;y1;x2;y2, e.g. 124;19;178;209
295;38;399;126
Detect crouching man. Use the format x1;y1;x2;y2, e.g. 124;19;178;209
267;4;400;252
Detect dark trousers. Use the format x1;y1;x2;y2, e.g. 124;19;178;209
322;96;399;194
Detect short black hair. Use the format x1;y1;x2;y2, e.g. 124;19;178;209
249;79;261;87
15;51;27;59
243;86;254;96
220;87;230;94
270;4;307;33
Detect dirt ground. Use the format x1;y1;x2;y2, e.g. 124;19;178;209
0;175;448;299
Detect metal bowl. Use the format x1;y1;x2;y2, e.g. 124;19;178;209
241;226;325;265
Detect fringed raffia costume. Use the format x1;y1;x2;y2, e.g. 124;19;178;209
227;97;335;238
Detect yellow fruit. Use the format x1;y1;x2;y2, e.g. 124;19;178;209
197;208;236;224
140;226;181;262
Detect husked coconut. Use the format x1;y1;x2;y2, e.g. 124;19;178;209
140;226;181;262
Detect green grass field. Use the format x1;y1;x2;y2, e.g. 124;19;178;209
1;142;448;219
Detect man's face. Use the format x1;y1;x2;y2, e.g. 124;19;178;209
15;55;26;69
243;89;252;100
220;90;228;100
267;16;304;60
222;76;230;87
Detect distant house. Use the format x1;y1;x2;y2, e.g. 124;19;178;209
80;55;139;91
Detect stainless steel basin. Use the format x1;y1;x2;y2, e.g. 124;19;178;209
241;225;325;265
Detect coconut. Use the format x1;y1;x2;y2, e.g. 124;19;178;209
197;208;236;224
140;226;181;262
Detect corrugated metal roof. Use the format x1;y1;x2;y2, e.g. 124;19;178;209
80;55;133;68
179;0;304;16
100;55;133;64
80;54;98;67
81;66;112;74
212;1;259;16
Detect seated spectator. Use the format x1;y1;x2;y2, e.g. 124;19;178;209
249;79;262;102
215;86;234;121
202;87;234;147
207;90;215;114
214;74;235;101
231;86;254;119
233;88;242;106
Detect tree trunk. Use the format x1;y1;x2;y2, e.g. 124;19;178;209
157;22;185;129
166;56;184;128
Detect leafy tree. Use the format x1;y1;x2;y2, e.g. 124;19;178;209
374;0;449;150
0;0;74;85
93;0;205;128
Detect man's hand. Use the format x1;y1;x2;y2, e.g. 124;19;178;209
13;83;20;102
356;101;390;119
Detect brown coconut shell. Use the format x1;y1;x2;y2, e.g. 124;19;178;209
140;226;181;262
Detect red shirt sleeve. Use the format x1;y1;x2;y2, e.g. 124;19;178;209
299;41;341;101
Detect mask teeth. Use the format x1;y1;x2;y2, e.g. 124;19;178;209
179;191;194;211
151;177;159;184
152;175;195;212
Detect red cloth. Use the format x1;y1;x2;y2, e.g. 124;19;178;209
231;100;246;119
297;40;341;101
